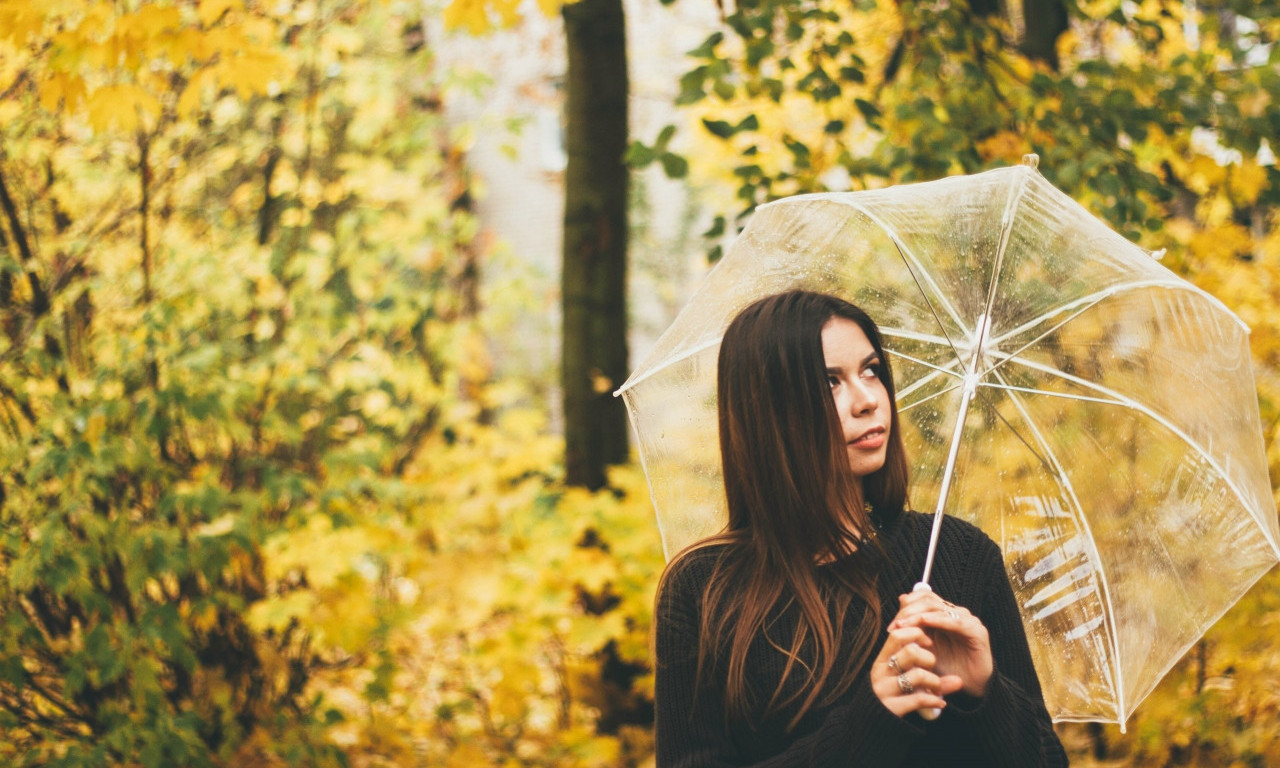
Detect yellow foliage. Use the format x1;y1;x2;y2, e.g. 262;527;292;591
975;130;1030;165
247;591;317;634
1228;161;1268;206
38;71;87;112
214;50;289;98
86;83;161;132
445;742;490;768
1189;221;1253;264
444;0;503;35
198;0;243;26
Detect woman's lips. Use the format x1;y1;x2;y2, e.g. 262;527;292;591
850;427;886;449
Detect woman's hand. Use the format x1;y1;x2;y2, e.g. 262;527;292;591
889;590;993;698
870;625;963;717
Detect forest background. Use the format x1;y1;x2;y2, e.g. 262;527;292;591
0;0;1278;767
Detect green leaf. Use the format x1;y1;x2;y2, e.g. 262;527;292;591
854;98;882;121
783;137;811;169
839;66;865;83
676;67;707;105
686;32;723;59
653;124;677;151
702;119;734;139
659;152;689;179
624;140;657;168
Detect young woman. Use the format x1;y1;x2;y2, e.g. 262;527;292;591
653;291;1068;767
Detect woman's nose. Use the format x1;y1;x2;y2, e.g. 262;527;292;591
848;380;878;414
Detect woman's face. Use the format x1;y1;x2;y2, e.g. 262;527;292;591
821;317;891;483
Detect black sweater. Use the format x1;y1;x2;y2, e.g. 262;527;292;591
653;512;1069;767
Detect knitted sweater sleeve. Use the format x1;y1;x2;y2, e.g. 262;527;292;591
941;530;1069;768
653;555;922;768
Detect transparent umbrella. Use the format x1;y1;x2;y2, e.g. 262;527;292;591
615;155;1280;726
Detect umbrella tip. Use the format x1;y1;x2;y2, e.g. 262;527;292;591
1021;153;1040;169
1151;248;1167;261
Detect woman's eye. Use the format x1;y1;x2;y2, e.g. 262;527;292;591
827;375;840;388
861;364;881;379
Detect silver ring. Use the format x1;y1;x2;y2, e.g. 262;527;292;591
888;655;902;674
947;609;959;621
897;672;913;695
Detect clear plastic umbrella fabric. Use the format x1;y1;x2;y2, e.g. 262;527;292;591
616;157;1280;726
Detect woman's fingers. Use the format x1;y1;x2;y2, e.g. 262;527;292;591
874;627;932;674
936;674;965;696
887;639;936;673
888;593;994;698
891;591;971;629
895;603;987;646
873;627;953;717
872;665;954;716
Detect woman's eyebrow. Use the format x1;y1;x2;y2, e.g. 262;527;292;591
860;352;880;367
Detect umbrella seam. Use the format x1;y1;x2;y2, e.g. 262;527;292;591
919;166;1035;591
992;367;1127;725
999;354;1280;560
614;336;722;395
988;279;1248;363
897;381;965;413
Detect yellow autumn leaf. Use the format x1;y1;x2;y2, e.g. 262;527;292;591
563;611;628;654
1229;161;1267;206
213;50;287;98
491;0;523;27
535;0;563;17
191;603;220;633
117;4;181;43
442;0;492;35
569;732;621;768
311;584;380;650
85;83;160;132
0;100;20;125
565;547;617;593
1189;222;1252;263
246;591;316;634
490;657;539;720
161;27;213;64
38;71;87;112
1184;154;1227;196
176;68;214;117
975;130;1028;164
446;743;489;768
198;0;242;26
0;1;45;45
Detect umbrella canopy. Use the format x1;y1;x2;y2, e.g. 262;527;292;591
616;156;1280;726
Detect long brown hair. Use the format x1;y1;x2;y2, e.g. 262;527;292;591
668;290;910;730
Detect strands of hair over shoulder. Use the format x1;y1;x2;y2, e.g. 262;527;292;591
666;290;911;732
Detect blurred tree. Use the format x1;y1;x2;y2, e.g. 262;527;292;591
561;0;631;491
443;0;631;491
0;0;486;763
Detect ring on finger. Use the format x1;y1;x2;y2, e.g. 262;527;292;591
946;609;959;620
888;655;903;674
897;672;914;695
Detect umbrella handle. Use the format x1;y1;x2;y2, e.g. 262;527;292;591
911;582;942;721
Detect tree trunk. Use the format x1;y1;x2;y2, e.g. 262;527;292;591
562;0;629;490
1019;0;1069;69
